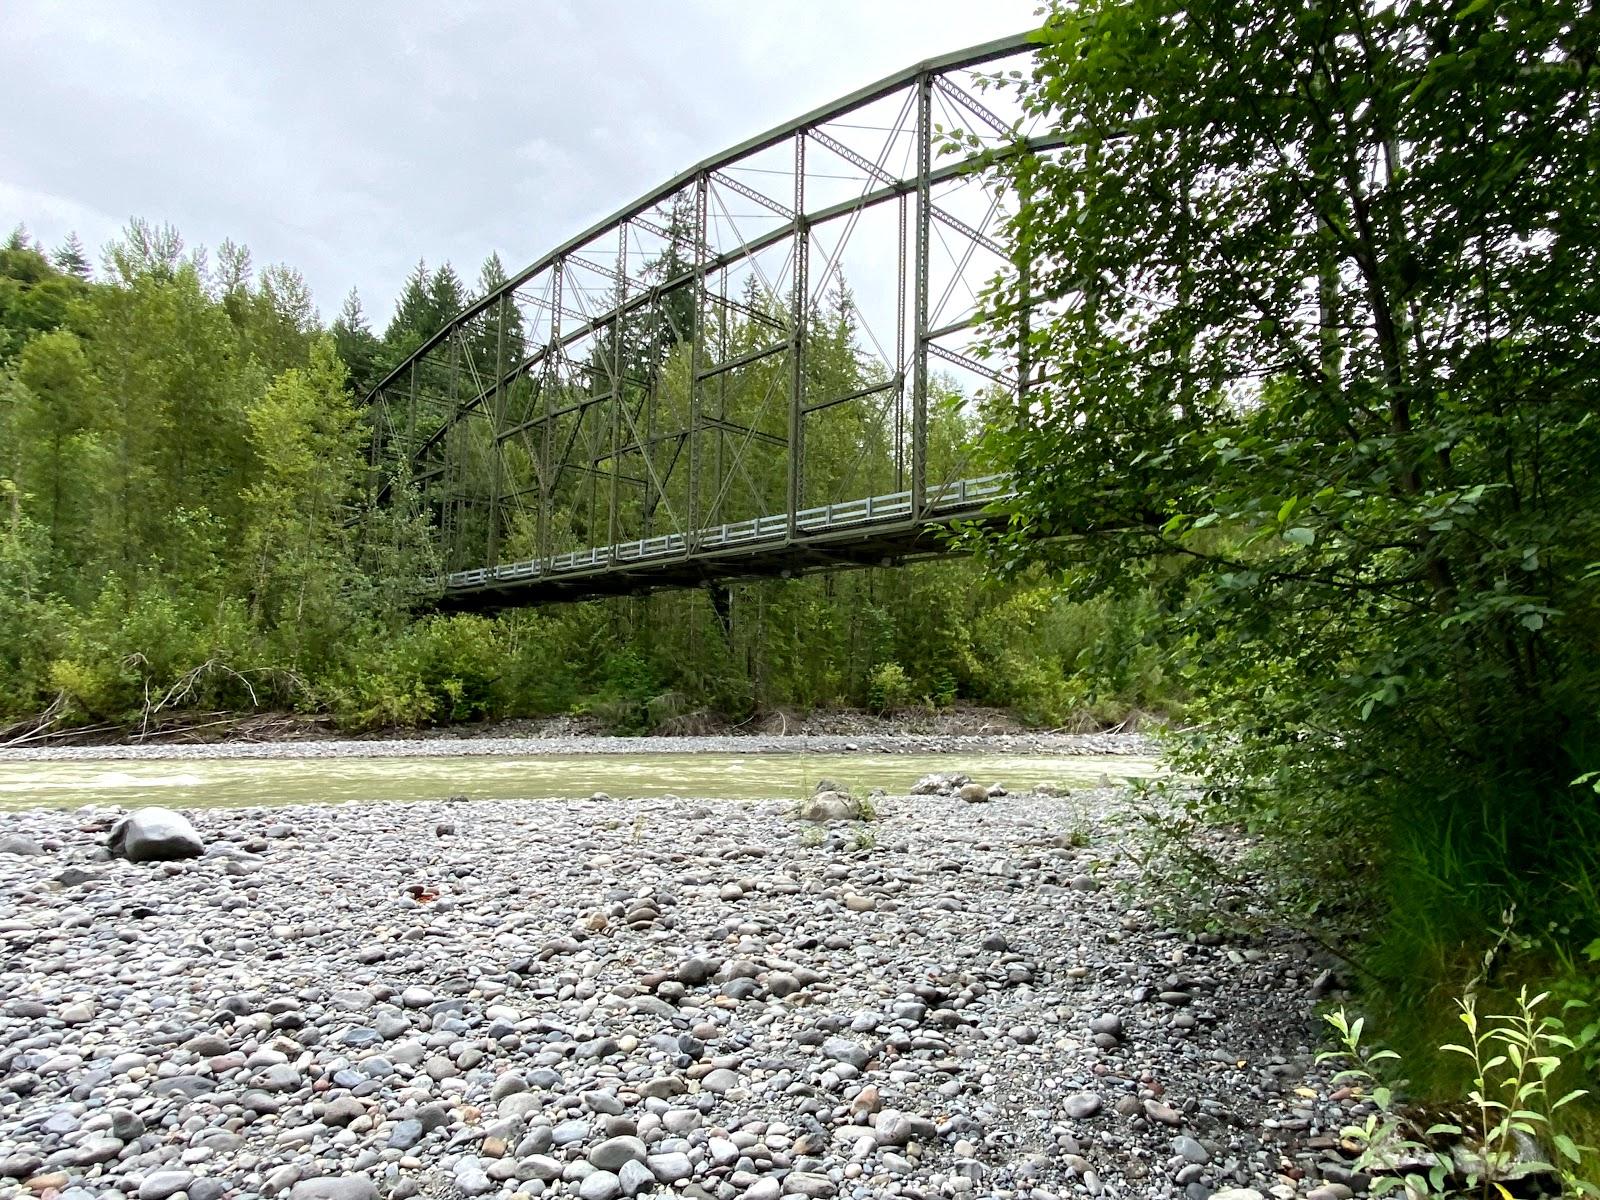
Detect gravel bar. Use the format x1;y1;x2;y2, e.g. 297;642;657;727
0;732;1153;765
0;786;1367;1200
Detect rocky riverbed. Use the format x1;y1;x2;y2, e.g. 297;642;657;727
0;785;1363;1200
0;733;1150;766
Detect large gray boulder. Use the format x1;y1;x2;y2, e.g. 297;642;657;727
795;791;858;822
108;808;203;862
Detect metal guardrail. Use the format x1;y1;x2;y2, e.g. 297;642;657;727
443;474;1012;593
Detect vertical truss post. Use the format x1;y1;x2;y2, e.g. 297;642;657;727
714;268;727;527
445;333;463;569
609;229;626;560
404;361;420;559
588;382;601;544
405;362;418;458
406;359;420;547
643;278;657;541
895;192;908;491
367;389;385;500
487;295;509;566
687;173;708;547
912;72;932;520
540;263;563;571
787;132;808;537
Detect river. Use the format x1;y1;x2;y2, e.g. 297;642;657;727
0;749;1157;811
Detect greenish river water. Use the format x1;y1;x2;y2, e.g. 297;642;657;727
0;752;1158;811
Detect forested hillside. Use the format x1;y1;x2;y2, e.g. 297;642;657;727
0;222;1170;737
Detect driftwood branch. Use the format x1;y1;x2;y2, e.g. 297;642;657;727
0;691;72;747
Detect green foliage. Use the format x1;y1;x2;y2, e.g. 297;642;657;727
0;230;88;364
966;0;1600;1082
239;336;365;666
1438;990;1597;1193
331;289;383;396
326;615;506;729
967;582;1172;727
378;258;468;373
866;661;913;713
33;580;264;723
0;214;1184;740
0;511;52;715
577;646;664;734
1321;993;1599;1197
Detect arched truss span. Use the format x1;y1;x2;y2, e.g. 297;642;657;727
366;31;1055;607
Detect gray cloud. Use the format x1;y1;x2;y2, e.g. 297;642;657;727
1;0;1038;325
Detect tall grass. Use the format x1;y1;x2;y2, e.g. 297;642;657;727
1344;760;1600;1174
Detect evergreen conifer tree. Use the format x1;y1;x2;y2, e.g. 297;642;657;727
332;289;382;396
428;263;466;329
51;233;92;280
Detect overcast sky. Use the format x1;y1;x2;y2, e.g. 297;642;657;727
2;1;1041;326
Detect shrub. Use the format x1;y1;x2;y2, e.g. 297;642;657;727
867;661;913;713
1320;991;1598;1196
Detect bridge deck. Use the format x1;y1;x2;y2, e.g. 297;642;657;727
440;475;1010;608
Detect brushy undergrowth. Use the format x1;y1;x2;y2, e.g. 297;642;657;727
1321;990;1599;1195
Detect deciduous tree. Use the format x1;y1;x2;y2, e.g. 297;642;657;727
969;0;1600;1005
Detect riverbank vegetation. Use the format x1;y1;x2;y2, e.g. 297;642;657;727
0;226;1174;742
971;0;1600;1178
6;0;1596;1181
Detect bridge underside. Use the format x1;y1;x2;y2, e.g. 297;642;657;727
365;33;1051;607
437;511;995;610
438;475;1010;608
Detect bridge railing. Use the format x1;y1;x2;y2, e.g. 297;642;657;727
443;474;1012;593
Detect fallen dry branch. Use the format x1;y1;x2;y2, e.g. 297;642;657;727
0;692;73;748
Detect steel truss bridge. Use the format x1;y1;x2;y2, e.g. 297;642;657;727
365;32;1054;608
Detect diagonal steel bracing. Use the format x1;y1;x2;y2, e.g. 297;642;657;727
364;32;1054;605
